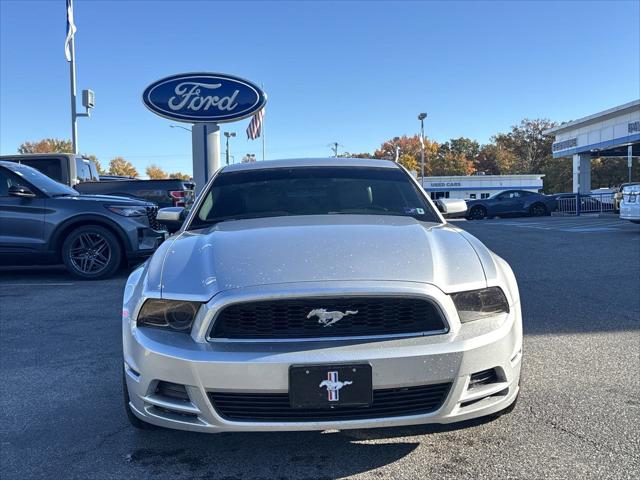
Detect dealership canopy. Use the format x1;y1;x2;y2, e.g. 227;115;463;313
544;99;640;193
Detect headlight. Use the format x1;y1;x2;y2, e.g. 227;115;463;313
137;299;201;332
106;205;147;217
451;287;510;323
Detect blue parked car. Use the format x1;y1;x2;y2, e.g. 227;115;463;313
465;190;556;220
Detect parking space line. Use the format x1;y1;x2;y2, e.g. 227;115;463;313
476;218;635;233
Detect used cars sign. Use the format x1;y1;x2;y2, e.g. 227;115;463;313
142;73;267;123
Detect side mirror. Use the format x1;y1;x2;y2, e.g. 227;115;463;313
8;185;36;198
157;207;185;222
436;198;467;217
157;207;186;233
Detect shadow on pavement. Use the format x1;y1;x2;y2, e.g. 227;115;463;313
125;428;419;478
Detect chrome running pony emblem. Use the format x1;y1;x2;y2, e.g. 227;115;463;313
307;308;358;327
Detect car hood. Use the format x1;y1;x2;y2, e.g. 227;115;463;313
146;215;496;301
59;194;153;205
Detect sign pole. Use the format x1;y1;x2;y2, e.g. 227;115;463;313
628;145;633;183
206;123;221;177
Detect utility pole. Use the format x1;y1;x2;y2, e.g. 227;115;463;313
418;113;427;181
224;132;236;166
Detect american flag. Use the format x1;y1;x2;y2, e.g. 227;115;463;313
64;0;77;62
246;108;265;140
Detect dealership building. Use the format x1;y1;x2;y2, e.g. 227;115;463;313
544;99;640;193
420;174;544;200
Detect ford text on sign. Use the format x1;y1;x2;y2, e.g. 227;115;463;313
142;73;266;123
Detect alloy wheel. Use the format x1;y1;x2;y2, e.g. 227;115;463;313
69;232;112;274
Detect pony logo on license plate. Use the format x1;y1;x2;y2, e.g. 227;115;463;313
319;371;353;401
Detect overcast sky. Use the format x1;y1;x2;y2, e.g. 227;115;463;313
1;0;638;173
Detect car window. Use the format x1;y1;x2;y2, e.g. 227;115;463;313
87;161;100;181
190;166;440;228
17;157;64;183
75;158;93;183
3;163;78;197
0;167;29;196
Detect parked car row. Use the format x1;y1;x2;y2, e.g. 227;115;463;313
0;153;195;208
465;190;556;220
0;160;167;279
463;188;638;220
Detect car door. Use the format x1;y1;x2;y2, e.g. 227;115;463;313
492;191;518;215
0;167;47;254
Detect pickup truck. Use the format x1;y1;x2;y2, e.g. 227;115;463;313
1;153;194;208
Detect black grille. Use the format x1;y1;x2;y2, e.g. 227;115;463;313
210;297;446;339
145;206;163;230
209;383;451;422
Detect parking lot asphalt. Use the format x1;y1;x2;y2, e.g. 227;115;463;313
1;216;639;480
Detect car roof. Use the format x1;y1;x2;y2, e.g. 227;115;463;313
221;158;399;173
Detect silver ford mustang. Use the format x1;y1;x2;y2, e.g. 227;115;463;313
122;158;522;432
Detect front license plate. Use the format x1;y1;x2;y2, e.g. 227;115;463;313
289;364;372;409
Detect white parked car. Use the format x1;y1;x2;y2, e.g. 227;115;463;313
122;158;522;433
620;184;640;223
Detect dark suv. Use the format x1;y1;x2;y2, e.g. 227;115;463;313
0;161;166;279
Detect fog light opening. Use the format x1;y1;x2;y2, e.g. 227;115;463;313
154;381;191;403
468;368;500;389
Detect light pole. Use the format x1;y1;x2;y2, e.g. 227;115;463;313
170;125;191;133
418;113;427;181
224;132;236;165
393;137;400;162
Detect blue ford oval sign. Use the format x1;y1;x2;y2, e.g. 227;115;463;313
142;73;267;123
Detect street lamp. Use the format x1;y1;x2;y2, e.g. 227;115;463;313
224;132;236;165
418;113;427;181
169;125;191;133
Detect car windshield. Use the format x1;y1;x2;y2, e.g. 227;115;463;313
6;162;78;197
622;184;640;193
189;166;440;228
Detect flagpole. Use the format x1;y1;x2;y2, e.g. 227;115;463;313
69;34;78;154
66;0;79;154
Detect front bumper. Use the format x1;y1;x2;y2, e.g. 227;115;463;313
123;283;522;433
620;204;640;222
118;215;167;259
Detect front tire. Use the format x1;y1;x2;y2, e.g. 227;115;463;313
61;225;121;279
529;203;547;217
469;205;487;220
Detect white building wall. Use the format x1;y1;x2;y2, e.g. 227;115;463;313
420;174;544;200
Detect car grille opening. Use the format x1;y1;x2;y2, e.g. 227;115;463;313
208;383;452;422
145;206;163;231
209;297;447;340
155;381;190;403
468;368;499;389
